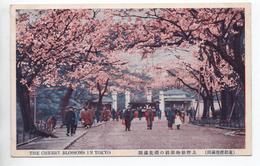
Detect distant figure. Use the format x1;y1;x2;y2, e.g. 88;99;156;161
80;106;94;128
111;108;116;121
124;108;133;131
187;108;192;123
90;107;95;123
190;108;196;122
95;108;101;123
164;109;168;119
119;109;124;119
158;109;162;120
145;107;154;130
156;106;161;120
141;107;146;118
115;109;120;121
46;116;57;133
137;107;142;120
65;107;76;136
167;108;175;130
133;109;138;118
175;112;183;130
102;107;111;121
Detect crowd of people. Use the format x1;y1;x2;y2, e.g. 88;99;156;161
63;104;192;136
122;105;187;131
64;104;118;136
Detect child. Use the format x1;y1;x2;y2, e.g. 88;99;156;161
175;112;182;130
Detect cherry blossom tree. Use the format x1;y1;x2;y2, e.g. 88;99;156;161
16;9;95;131
16;9;120;131
16;9;146;130
113;8;245;121
16;7;246;131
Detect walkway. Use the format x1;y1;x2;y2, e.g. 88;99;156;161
68;118;245;149
17;122;105;150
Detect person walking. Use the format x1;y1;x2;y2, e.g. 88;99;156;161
119;109;124;120
175;112;183;130
123;107;133;131
111;108;116;121
73;109;80;134
65;107;76;136
156;105;161;120
134;109;138;119
95;109;100;123
46;115;57;133
158;109;162;120
145;106;154;130
167;107;175;130
164;109;168;119
137;107;142;120
103;106;111;121
115;109;120;121
80;106;94;128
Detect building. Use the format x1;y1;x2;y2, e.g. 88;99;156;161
158;88;195;112
85;94;113;110
123;88;194;111
128;90;157;109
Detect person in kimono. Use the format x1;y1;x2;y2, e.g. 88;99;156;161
175;112;183;130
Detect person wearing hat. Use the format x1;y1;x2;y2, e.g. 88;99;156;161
65;106;76;136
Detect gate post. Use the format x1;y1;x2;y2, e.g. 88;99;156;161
112;92;118;111
125;91;130;109
159;91;165;112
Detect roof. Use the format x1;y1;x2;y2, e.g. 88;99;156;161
162;89;194;101
92;96;113;103
131;92;147;103
163;88;193;97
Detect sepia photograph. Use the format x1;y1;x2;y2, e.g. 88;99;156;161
10;3;251;157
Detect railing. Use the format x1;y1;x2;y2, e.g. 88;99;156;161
191;118;245;130
16;120;57;146
16;130;38;145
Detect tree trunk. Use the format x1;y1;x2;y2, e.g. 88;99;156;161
96;78;109;115
232;25;245;86
201;96;209;119
209;94;216;119
220;88;236;122
59;85;74;126
96;95;103;114
220;89;228;122
17;81;34;132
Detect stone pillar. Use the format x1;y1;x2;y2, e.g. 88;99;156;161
125;91;130;108
159;90;165;112
112;92;117;111
147;89;152;103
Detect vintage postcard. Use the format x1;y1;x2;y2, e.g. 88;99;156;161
11;3;251;157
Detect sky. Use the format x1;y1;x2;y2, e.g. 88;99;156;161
121;46;196;77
